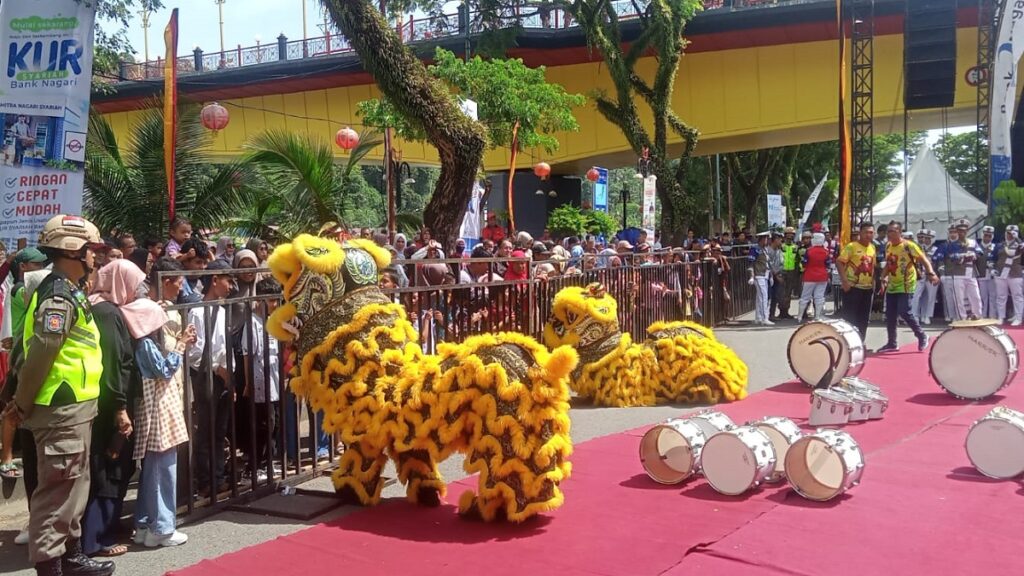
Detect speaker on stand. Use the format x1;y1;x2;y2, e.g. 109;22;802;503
903;0;958;111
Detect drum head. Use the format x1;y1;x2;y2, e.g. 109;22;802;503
930;328;1010;399
785;437;845;501
966;419;1024;479
754;425;790;478
702;433;756;495
640;426;698;484
788;322;856;387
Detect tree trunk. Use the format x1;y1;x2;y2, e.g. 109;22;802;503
323;0;486;249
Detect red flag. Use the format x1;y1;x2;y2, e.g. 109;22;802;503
837;0;852;245
164;9;179;222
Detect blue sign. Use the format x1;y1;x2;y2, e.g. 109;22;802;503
593;167;608;212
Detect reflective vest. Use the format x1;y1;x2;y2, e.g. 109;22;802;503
22;284;102;406
782;244;798;271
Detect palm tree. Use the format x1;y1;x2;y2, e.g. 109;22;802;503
234;129;391;241
85;102;251;240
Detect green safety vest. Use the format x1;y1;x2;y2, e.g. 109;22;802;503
782;244;798;271
22;284;102;406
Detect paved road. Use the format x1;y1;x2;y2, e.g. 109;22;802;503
0;309;944;575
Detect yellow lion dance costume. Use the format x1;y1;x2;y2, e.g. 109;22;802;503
267;235;578;522
544;283;747;407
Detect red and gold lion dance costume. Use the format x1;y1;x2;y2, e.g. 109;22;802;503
544;283;748;407
266;235;578;522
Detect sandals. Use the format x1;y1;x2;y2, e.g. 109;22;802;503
0;461;21;479
92;544;128;557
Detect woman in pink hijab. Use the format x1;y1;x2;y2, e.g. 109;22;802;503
80;259;161;557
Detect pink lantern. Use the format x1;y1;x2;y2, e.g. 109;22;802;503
534;161;551;180
200;102;230;131
335;126;360;151
586;167;600;183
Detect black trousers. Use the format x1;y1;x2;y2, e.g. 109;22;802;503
885;292;926;346
191;370;232;491
842;287;873;342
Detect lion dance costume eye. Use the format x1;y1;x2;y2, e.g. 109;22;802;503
267;235;579;522
544;283;748;407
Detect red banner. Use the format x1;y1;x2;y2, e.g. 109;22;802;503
164;9;178;222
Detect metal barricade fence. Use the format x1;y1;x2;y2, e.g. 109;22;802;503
155;255;755;519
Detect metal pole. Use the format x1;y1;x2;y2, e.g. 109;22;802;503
216;0;226;54
140;9;151;62
903;108;909;226
714;154;722;221
622;189;628;229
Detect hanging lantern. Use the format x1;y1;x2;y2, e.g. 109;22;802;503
586;167;600;183
200;102;230;132
335;126;360;151
533;161;551;180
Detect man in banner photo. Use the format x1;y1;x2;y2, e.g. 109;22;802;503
0;1;96;249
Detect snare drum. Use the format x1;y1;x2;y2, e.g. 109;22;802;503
747;416;803;483
837;378;888;420
639;419;708;484
787;320;866;387
809;389;854;426
829;387;872;422
687;410;736;440
930;325;1018;399
965;406;1024;479
841;377;881;394
785;429;865;501
700;426;777;495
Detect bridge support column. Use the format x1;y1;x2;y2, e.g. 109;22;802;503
193;47;204;72
278;34;288;61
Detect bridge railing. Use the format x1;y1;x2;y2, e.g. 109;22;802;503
113;0;811;82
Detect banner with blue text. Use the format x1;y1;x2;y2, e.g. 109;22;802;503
0;0;95;247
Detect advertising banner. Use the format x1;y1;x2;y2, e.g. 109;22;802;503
0;0;96;248
767;194;786;229
593;167;608;212
991;0;1024;206
641;175;657;235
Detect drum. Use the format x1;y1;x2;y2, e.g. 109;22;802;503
965;406;1024;479
747;416;803;483
841;377;881;394
930;325;1018;399
829;387;872;422
787;320;866;387
809;389;854;426
700;426;777;496
837;378;888;420
687;410;736;440
785;429;865;501
639;419;708;484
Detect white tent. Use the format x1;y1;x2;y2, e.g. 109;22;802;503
872;145;988;231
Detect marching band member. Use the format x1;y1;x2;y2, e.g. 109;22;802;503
978;225;998;319
940;224;961;322
912;229;940;325
748;231;773;326
942;219;984;321
993;225;1024;326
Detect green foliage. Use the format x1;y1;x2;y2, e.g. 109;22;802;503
934;130;988;201
584;209;618;237
993;181;1024;228
84;103;251;240
547;204;588;238
86;0;164;89
358;48;584;154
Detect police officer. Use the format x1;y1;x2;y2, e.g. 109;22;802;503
779;227;799;320
2;215;114;576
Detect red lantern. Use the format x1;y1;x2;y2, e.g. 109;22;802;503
335;127;360;151
200;102;230;132
586;167;600;183
534;161;551;180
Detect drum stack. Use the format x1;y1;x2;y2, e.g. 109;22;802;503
639;411;865;501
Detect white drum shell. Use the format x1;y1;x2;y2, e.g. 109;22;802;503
787;320;866;387
930;326;1018;400
701;426;777;496
830;387;872;422
841;377;881;394
748;416;804;483
688;410;736;440
809;389;854;426
965;406;1024;480
639;419;708;484
785;429;865;501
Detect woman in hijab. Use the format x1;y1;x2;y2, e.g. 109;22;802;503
81;260;147;557
215;237;236;264
230;249;260;464
393;234;408;260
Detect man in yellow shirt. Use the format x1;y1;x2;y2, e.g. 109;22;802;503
836;222;877;341
876;221;939;353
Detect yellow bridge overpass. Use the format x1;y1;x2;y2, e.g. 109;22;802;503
95;0;987;174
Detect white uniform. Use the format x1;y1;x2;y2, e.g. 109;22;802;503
978;239;998;319
912;238;939;324
993;236;1024;325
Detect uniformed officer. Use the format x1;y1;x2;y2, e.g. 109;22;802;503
2;215;114;576
779;227;799;320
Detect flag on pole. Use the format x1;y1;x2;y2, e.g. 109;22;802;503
164;9;179;221
798;173;829;233
837;0;852;245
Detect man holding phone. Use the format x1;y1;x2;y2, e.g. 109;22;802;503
875;221;938;354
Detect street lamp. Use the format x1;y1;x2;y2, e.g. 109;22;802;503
214;0;227;55
139;9;151;62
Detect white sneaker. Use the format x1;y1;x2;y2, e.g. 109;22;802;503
922;318;931;325
133;527;148;545
1012;319;1022;327
14;526;28;545
145;530;188;547
763;320;775;326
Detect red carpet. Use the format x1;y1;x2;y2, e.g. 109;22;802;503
170;330;1024;576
